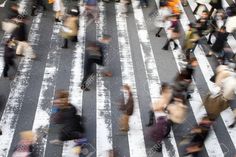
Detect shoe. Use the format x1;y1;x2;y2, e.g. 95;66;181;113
81;85;90;91
55;18;61;22
155;33;160;37
207;41;212;45
61;45;68;49
145;123;153;127
206;53;212;57
162;47;168;50
228;121;236;128
173;46;179;50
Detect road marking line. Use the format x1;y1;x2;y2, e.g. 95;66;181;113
0;12;42;157
115;3;147;157
62;6;86;157
31;22;62;157
96;3;113;157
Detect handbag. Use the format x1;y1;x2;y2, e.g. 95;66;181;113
60;26;73;38
1;20;18;33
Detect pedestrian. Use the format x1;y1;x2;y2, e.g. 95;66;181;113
146;83;172;127
6;3;20;20
84;0;99;23
80;35;112;91
118;85;134;132
60;9;79;48
154;4;171;37
12;131;37;157
31;0;46;16
195;10;210;37
180;117;213;156
225;5;236;33
118;0;130;17
53;0;65;22
203;92;229;121
182;23;199;61
206;26;229;62
147;116;171;152
162;14;180;50
50;101;85;144
207;10;227;45
2;40;17;79
10;17;37;59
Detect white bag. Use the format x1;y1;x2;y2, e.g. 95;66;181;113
2;21;18;33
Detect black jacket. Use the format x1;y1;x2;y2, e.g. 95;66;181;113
10;22;28;41
4;44;15;64
211;31;229;52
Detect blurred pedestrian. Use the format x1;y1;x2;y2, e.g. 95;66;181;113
53;0;65;22
60;9;79;49
162;14;180;50
12;131;37;157
182;23;199;61
2;40;17;79
225;5;236;33
180;117;213;156
118;85;134;132
195;10;210;37
206;26;229;62
31;0;46;16
146;83;172;127
84;0;99;23
81;35;112;91
154;5;171;37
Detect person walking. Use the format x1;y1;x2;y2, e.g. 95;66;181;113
206;26;229;62
2;40;17;79
60;9;79;48
80;35;112;91
53;0;64;22
162;14;180;50
118;85;134;132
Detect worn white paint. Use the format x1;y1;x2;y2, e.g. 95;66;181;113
131;2;179;157
0;0;7;7
62;6;86;157
152;0;225;155
96;2;113;156
179;1;236;149
0;12;42;157
115;3;147;157
31;22;62;157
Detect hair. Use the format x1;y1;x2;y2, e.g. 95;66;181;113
55;90;69;99
123;84;131;92
189;57;197;64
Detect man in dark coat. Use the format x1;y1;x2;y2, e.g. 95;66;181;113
80;35;112;91
207;26;229;62
3;40;17;79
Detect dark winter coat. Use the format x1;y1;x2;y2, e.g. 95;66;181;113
211;31;229;53
4;44;15;65
149;116;171;143
210;0;222;10
10;22;28;41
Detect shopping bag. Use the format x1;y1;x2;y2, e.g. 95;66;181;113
1;21;18;33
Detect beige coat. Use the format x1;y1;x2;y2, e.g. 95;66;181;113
152;89;172;112
63;16;78;37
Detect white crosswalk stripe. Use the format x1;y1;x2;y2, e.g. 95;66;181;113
0;0;236;156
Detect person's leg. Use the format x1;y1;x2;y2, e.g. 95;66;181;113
16;42;24;56
155;27;163;37
207;30;215;44
3;63;9;77
172;39;179;50
31;5;37;16
146;110;155;126
62;38;68;48
162;39;170;50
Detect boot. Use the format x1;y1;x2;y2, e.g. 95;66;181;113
173;41;179;50
62;39;68;48
146;110;155;127
229;119;236;128
31;6;37;16
162;40;170;50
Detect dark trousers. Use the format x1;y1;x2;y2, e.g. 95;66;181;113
81;66;93;88
3;60;16;77
163;38;178;50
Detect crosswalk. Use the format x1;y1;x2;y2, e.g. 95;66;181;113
0;0;236;156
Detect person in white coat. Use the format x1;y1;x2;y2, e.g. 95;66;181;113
154;5;171;37
53;0;64;22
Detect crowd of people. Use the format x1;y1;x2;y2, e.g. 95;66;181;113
0;0;236;156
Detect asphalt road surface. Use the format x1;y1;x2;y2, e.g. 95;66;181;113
0;0;236;156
